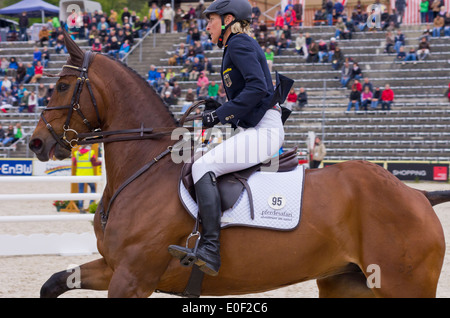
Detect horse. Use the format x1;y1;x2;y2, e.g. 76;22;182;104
29;30;450;298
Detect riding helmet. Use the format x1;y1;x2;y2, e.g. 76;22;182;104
203;0;252;22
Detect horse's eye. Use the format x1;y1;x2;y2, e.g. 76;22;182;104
57;83;69;92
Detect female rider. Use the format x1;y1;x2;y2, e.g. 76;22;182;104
168;0;293;276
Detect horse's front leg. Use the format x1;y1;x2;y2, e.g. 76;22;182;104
40;258;112;298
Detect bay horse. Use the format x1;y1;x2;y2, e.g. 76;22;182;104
29;31;450;298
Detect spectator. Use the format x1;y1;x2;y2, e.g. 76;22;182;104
283;87;296;111
371;86;381;109
310;136;326;168
360;86;373;111
395;46;407;64
197;83;208;100
297;87;308;109
265;47;274;72
147;64;161;88
23;63;34;84
384;31;395;54
275;10;284;28
32;47;42;66
28;91;37;113
325;0;334;26
30;61;43;83
189;57;203;80
216;83;227;105
19;12;29;41
196;71;209;96
0;58;8;76
92;37;102;53
448;82;450;102
18;90;29;112
7;57;18;77
37;83;47;106
118;39;130;59
306;40;319;63
208;80;219;99
381;84;394;111
0;125;4;143
395;0;407;24
163;3;175;33
405;46;418;64
149;2;161;33
275;33;288;55
160;81;172;99
335;17;349;39
16;62;26;84
55;34;66;54
317;39;328;63
417;37;431;60
361;77;373;93
2;125;14;146
171;80;182;103
42;46;50;68
295;32;306;56
346;86;361;112
38;26;50;47
252;1;261;21
394;29;405;53
180;59;192;81
420;0;429;23
351;78;362;92
195;0;207;31
331;46;344;70
340;60;352;88
45;84;54;106
432;14;445;37
444;12;450;36
431;0;441;19
351;62;363;81
202;57;214;75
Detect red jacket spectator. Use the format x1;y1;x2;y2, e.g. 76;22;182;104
381;86;394;101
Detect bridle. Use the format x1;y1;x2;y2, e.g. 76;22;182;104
40;50;204;149
40;51;102;150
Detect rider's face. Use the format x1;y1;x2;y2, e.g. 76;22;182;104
206;13;222;44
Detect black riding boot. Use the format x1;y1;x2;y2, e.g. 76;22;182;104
168;171;221;276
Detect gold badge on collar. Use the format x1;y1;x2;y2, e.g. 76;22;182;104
224;73;232;87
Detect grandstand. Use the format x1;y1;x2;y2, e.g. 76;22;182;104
1;24;449;163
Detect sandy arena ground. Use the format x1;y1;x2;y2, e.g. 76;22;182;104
1;180;450;298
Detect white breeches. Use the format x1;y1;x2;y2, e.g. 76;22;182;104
192;109;285;184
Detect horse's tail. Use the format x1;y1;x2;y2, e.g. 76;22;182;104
422;190;450;206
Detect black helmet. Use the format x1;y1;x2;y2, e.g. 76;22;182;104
203;0;252;22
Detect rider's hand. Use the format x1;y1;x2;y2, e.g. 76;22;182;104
204;98;221;111
202;110;220;128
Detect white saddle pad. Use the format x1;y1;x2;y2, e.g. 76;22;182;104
179;165;305;231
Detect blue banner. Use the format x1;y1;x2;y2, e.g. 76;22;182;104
0;159;33;176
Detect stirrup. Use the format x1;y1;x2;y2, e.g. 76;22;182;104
178;231;201;267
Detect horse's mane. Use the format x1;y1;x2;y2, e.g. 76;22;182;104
101;53;179;127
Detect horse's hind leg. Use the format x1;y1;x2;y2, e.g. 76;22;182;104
317;268;375;298
40;258;112;298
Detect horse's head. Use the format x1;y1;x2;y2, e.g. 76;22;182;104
29;29;103;161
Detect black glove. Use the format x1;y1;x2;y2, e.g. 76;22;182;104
202;110;220;128
204;98;221;111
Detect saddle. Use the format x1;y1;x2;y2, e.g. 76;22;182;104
180;147;299;219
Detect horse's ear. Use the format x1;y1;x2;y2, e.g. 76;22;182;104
62;27;84;67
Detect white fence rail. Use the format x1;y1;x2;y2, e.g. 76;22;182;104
0;175;103;256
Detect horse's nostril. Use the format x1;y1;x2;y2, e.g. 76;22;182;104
29;138;43;151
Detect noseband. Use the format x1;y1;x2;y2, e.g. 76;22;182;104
40;50;101;150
